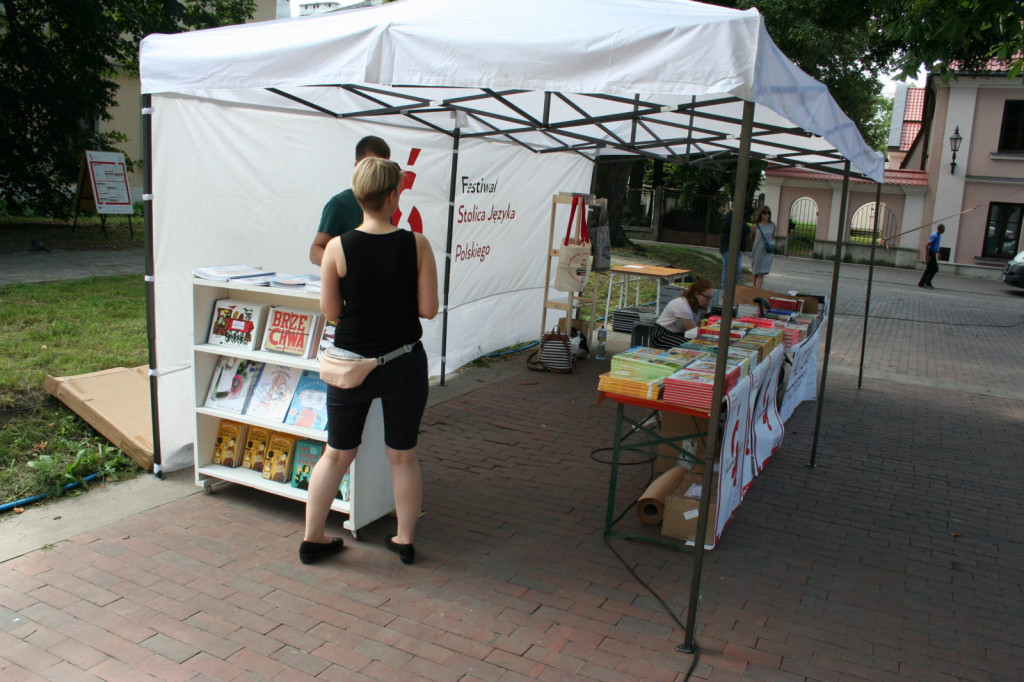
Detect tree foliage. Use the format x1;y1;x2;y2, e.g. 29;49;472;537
0;0;255;218
886;0;1024;80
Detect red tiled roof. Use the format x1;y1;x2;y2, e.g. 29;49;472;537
899;87;925;152
900;121;921;152
764;167;928;186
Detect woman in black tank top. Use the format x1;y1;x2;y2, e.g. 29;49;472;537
300;158;439;566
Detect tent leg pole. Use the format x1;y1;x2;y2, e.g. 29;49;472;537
141;94;163;478
679;99;755;656
808;161;851;468
858;183;883;389
439;128;461;386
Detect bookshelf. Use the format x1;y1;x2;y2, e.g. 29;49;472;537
191;278;395;538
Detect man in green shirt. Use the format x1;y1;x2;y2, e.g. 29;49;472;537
309;136;391;265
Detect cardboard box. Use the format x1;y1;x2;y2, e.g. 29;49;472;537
661;471;718;545
656;411;710;472
556;317;590;337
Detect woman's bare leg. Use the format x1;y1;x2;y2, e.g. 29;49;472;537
303;446;358;543
385;447;421;545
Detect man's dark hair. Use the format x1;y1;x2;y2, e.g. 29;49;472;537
355;136;391;162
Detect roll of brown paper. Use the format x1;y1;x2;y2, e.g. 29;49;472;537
636;466;691;525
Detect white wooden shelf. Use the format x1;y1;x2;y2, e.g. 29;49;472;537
191;277;395;538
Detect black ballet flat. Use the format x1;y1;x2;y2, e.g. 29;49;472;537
299;537;345;564
385;536;415;565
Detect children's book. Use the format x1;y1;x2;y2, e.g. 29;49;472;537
284;371;329;430
337;472;351;501
240;425;272;471
207;299;268;351
261;306;324;358
211;420;247;468
204;357;263;414
290;439;325;490
245;364;302;423
262;433;297;483
314;320;337;361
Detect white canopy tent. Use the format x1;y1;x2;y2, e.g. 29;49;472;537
139;0;882;648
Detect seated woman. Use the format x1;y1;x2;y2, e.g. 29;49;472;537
651;278;714;349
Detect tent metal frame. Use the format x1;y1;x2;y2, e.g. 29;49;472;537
141;79;879;653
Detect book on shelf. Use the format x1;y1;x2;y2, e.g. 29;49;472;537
207;299;268;351
284;370;329;430
269;273;320;289
211;419;247;467
261;305;325;358
203;357;264;414
245;364;303;423
314;321;336;361
338;472;350;501
193;264;275;282
262;432;297;483
290;439;325;490
240;425;273;471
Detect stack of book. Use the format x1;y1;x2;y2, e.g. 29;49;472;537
598;346;707;400
686;358;742;392
746;327;783;354
769;296;803;313
597;368;665;400
193;264;275;284
269;274;320;289
662;369;717;410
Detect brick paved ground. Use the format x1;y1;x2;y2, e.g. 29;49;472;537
1;253;1022;680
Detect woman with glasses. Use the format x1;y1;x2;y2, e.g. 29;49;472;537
750;205;776;288
651;278;715;349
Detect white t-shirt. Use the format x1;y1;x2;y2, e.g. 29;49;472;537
656;296;703;333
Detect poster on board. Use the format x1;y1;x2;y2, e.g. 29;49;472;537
81;151;134;214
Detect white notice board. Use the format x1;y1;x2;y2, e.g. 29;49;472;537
84;151;134;214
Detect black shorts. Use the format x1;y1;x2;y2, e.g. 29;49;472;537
325;342;428;451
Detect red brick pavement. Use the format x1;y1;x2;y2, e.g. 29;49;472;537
1;351;1022;680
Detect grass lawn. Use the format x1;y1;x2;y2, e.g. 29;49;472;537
0;214;143;254
1;212;146;508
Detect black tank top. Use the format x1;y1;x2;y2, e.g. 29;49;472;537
334;229;421;357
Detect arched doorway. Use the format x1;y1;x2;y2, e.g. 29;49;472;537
849;203;898;245
787;197;818;257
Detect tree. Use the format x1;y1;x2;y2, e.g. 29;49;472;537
0;0;255;218
885;0;1024;80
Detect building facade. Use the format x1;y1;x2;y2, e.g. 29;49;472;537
763;69;1024;277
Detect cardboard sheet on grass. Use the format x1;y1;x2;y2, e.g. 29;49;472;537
44;366;153;471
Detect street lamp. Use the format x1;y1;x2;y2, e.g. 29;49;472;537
949;126;962;174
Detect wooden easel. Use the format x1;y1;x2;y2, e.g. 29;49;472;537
541;193;603;345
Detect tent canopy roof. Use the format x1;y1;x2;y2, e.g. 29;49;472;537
140;0;883;181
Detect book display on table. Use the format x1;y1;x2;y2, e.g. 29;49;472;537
192;276;397;538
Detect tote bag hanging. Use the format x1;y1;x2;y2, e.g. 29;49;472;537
553;195;592;292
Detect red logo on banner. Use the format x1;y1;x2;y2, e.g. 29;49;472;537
393;148;423;233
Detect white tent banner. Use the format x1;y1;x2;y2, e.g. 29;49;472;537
150;95;589;470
